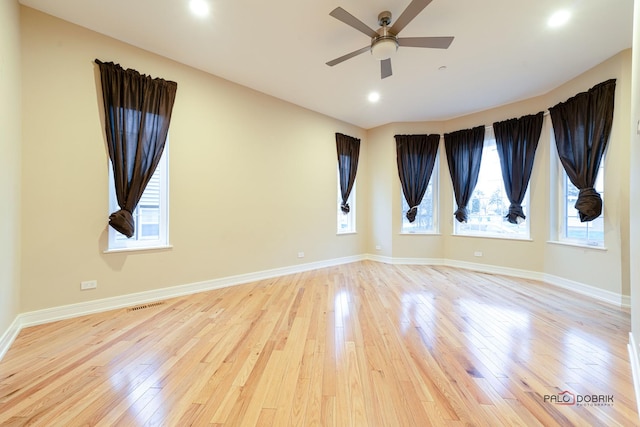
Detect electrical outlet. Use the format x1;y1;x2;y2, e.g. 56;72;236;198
297;252;305;258
81;280;97;290
474;251;483;257
375;245;381;250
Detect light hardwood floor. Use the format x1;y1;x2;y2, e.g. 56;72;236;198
0;261;637;426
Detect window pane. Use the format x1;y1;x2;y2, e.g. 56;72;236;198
560;165;604;246
337;169;356;234
401;177;436;233
454;135;530;239
108;146;168;250
139;207;160;239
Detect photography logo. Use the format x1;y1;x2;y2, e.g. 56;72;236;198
544;390;575;405
543;390;614;407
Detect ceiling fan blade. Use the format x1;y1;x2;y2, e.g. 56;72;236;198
397;36;454;49
329;7;379;38
381;58;392;79
326;46;371;67
390;0;433;35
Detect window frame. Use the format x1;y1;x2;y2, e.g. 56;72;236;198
400;154;439;234
107;146;170;251
337;168;356;234
556;158;605;248
453;130;531;240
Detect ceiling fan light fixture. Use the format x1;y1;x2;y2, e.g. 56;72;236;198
326;2;454;79
371;38;398;60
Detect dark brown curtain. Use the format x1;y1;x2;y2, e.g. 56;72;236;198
336;133;360;213
549;79;615;222
96;60;178;237
444;126;485;223
493;112;544;224
395;134;440;222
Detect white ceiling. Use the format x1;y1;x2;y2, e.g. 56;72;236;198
19;0;633;129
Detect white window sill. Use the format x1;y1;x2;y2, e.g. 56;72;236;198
399;232;441;236
104;244;173;254
452;234;532;242
546;240;607;251
337;232;357;236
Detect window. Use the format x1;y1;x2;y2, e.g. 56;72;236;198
108;148;169;250
454;131;530;239
559;162;604;247
401;159;438;233
337;171;356;234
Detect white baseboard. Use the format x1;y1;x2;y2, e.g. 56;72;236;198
369;255;628;307
544;273;629;307
0;254;365;361
0;253;630;361
442;258;545;282
628;332;640;416
0;316;21;361
18;254;366;329
368;255;629;307
366;254;443;265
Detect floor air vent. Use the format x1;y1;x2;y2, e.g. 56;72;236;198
127;301;165;312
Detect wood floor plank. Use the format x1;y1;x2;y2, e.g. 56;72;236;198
0;261;637;426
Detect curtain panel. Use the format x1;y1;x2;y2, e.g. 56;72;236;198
96;60;178;237
336;133;361;214
493;112;544;224
549;79;616;222
395;134;440;222
444;126;485;223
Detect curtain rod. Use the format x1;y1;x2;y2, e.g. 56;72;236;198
479;110;550;130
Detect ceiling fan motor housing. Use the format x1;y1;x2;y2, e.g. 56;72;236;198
326;1;455;79
372;10;398;59
378;11;392;27
374;11;397;43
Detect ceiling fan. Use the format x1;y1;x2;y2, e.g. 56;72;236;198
326;0;454;79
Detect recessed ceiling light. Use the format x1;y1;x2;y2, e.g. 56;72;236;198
189;0;210;17
368;92;381;103
548;10;571;28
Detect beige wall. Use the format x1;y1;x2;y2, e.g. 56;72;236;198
14;6;632;319
445;50;630;295
19;8;366;312
631;0;640;342
367;122;445;260
366;50;631;296
0;0;22;334
542;51;630;296
439;95;550;273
